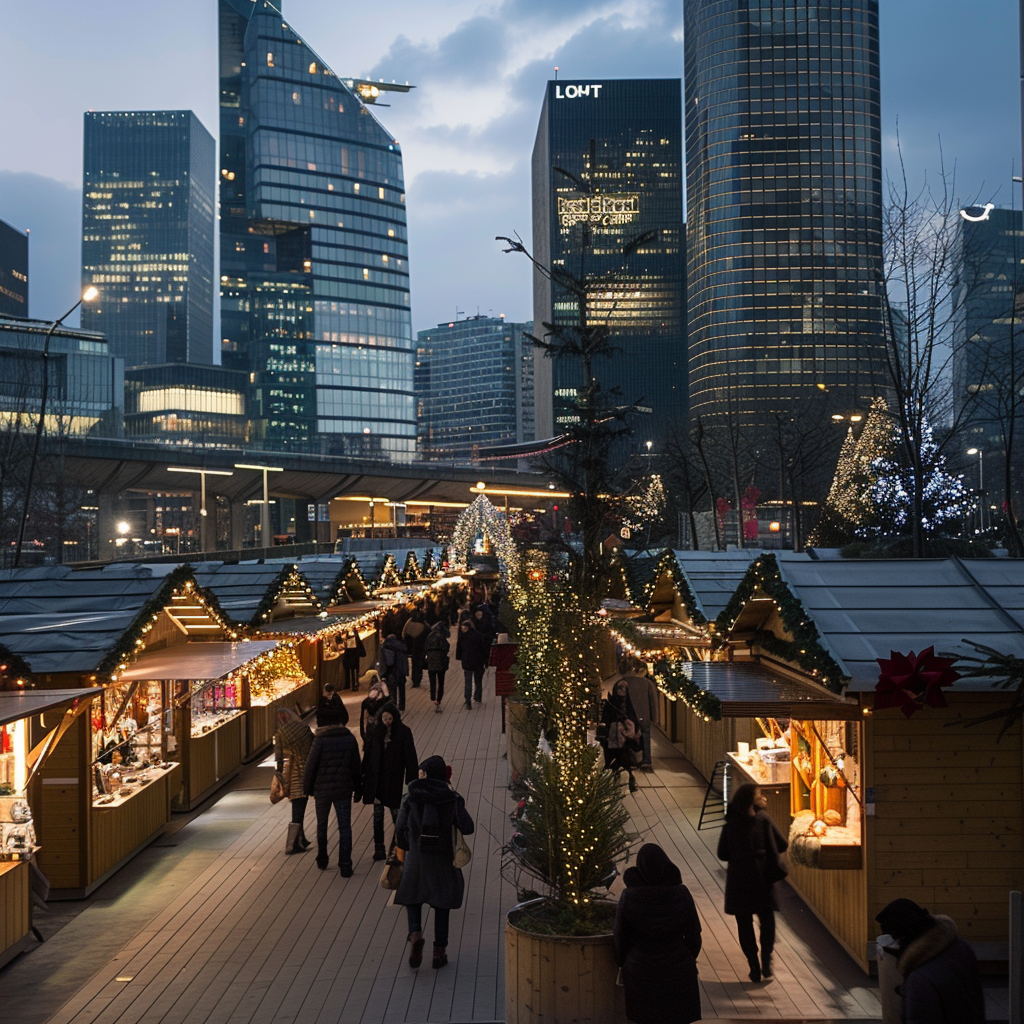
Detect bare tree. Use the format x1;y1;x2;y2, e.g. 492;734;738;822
663;426;711;550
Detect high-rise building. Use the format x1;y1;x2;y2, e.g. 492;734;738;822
953;205;1023;446
81;111;215;367
531;79;686;441
219;0;416;459
415;315;534;461
685;0;887;425
0;219;28;317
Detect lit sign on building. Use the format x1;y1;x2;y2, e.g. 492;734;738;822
555;84;603;100
557;194;640;227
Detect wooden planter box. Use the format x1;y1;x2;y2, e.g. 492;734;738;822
505;914;624;1024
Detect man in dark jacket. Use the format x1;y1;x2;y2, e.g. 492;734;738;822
621;660;657;771
455;619;490;709
380;633;409;711
402;610;428;689
362;702;418;860
875;898;985;1024
303;699;362;876
424;620;451;711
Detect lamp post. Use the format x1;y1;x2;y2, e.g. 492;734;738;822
167;467;234;552
967;448;984;533
234;463;283;547
14;287;99;568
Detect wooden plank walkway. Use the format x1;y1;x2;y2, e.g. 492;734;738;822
26;660;881;1023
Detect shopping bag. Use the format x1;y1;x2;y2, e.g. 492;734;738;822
453;826;472;869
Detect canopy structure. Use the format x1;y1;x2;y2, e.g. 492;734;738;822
118;641;278;682
686;662;846;718
192;563;321;626
0;688;104;728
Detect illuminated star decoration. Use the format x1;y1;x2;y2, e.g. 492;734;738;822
874;646;960;717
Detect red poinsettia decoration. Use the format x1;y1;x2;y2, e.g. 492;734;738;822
875;647;960;717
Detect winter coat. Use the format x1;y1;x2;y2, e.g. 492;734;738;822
274;717;313;801
896;915;985;1024
302;724;362;801
455;624;490;672
402;617;428;666
623;674;657;722
716;809;788;915
614;880;702;1024
361;706;418;809
600;693;640;750
380;635;408;683
470;606;495;643
360;689;388;746
395;778;474;910
425;624;451;673
341;631;366;670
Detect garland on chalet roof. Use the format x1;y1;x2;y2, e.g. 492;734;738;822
251;566;322;625
626;549;706;627
402;551;422;583
652;657;722;722
378;553;404;589
715;553;845;693
333;558;369;603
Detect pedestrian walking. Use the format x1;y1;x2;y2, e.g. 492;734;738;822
875;898;985;1024
359;681;389;749
303;699;362;877
599;680;641;792
362;702;418;861
716;783;788;982
425;620;451;712
380;633;409;711
342;630;366;691
614;843;703;1024
402;610;428;689
455;619;489;709
274;707;313;854
395;755;474;971
621;660;657;771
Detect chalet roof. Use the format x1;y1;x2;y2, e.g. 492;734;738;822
673;550;765;621
191;562;320;626
687;661;843;718
0;688;104;727
118;641;278;682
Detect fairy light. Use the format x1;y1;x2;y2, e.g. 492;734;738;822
450;495;523;605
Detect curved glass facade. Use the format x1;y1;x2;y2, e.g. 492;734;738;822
685;0;887;424
219;0;415;459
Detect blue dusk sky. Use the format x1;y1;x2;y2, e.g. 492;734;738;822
0;0;1019;334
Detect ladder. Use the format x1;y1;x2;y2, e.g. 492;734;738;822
698;759;729;831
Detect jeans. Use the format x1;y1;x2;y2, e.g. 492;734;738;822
639;720;652;766
735;910;775;965
373;802;398;849
314;794;353;868
406;903;450;947
464;667;484;704
290;795;308;825
429;669;446;703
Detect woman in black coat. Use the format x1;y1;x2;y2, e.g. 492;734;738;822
716;782;788;982
600;680;641;791
614;844;702;1024
341;630;366;691
362;703;418;860
424;621;451;712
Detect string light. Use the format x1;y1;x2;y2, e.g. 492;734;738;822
450;495;524;606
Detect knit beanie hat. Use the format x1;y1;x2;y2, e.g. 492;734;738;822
317;697;349;727
419;755;447;781
875;898;934;942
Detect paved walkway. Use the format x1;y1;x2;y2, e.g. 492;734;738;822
0;660;898;1023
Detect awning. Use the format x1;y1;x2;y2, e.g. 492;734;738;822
260;615;342;636
0;688;104;727
118;642;278;682
687;661;849;718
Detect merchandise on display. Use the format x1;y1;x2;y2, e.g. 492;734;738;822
0;720;38;861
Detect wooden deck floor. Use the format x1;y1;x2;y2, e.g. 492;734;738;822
25;662;882;1023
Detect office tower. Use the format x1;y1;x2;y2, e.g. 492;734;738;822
953;205;1023;447
531;79;686;441
685;0;887;425
0;219;28;317
81;111;215;367
219;0;416;459
415;315;534;461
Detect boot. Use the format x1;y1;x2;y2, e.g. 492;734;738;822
373;844;387;862
298;825;311;850
747;956;761;983
761;953;773;980
432;945;448;969
408;931;425;968
316;847;329;870
628;772;638;793
286;822;307;854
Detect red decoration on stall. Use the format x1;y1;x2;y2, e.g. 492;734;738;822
489;642;518;697
874;646;960;717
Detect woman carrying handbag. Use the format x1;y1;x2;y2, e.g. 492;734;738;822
273;707;313;854
600;680;641;792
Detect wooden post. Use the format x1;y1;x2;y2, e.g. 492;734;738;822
1011;890;1023;1024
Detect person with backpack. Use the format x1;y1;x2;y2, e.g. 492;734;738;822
424;620;451;713
380;633;409;712
402;609;429;689
362;703;418;861
395;755;474;971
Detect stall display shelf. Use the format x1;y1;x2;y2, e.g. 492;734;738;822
92;761;180;808
191;709;243;738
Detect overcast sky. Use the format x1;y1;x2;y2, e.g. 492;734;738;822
0;0;1019;333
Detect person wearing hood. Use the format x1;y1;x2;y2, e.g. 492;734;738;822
402;610;428;689
875;899;985;1024
424;620;451;712
456;618;490;709
380;633;409;711
360;682;389;749
362;702;418;860
614;843;703;1024
274;707;313;854
716;783;788;982
303;699;362;876
395;755;474;971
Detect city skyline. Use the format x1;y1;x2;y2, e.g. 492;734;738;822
0;0;1019;336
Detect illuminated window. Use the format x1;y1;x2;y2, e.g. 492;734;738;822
267;52;274;67
378;187;385;199
309;62;317;74
362;269;369;280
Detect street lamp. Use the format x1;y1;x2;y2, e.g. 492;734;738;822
967;448;984;533
234;463;284;546
14;287;100;568
168;467;234;552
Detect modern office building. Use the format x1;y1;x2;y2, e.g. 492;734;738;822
0;219;28;317
219;0;416;459
531;78;686;441
0;316;123;436
685;0;887;425
81;111;215;367
124;364;250;447
953;204;1023;447
415;315;534;461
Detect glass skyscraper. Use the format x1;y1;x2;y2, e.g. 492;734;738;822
81;111;215;367
685;0;887;425
219;0;415;459
415;316;534;461
531;79;686;441
0;218;28;318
